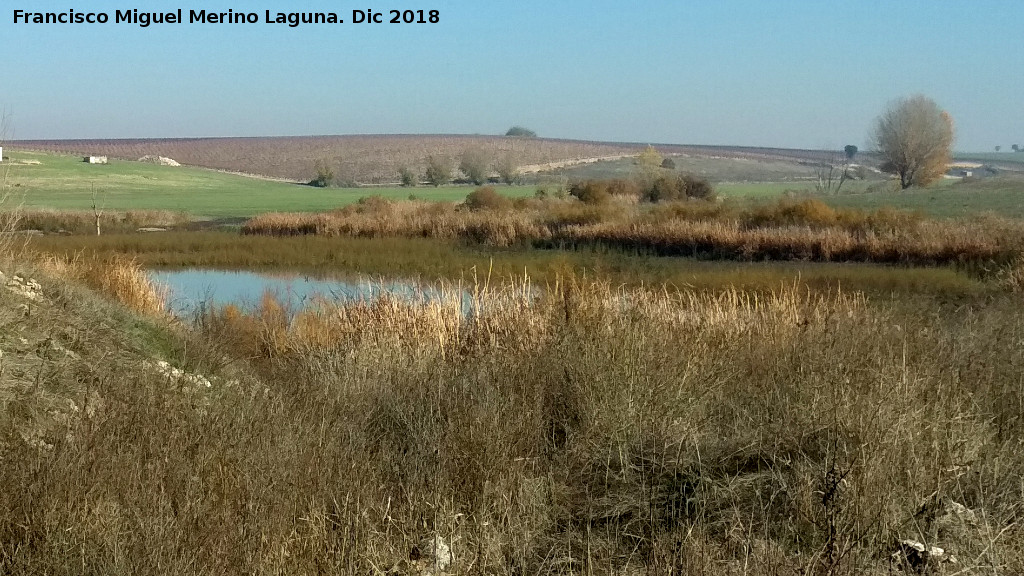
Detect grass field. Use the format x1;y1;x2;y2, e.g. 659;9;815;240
5;150;1023;220
1;151;533;218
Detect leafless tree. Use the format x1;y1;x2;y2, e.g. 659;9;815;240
872;95;954;189
459;149;490;185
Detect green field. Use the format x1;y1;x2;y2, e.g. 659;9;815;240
4;150;1024;220
1;151;533;218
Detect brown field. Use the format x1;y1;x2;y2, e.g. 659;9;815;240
9;135;857;184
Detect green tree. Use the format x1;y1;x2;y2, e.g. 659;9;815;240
424;156;452;187
872;95;954;189
844;145;858;160
505;126;537;138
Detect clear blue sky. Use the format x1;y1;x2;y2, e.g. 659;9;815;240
1;0;1021;151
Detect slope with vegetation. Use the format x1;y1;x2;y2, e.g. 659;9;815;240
1;246;1023;574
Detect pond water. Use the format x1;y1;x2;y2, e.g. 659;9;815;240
149;269;465;317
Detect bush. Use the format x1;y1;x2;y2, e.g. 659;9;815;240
742;199;837;229
464;186;513;211
660;157;676;170
568;180;611;205
567;179;642;205
642;174;715;202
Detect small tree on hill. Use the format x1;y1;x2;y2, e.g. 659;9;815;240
424;156;452;187
459;149;490;185
844;145;858;160
872;94;954;189
995;146;1002;153
1013;144;1020;153
505;126;537;138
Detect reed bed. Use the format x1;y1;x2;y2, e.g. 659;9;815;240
242;196;1024;265
38;254;168;315
15;208;190;235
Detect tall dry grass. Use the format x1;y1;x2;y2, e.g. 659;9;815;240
5;274;1020;573
242;196;1024;266
16;209;190;235
38;254;167;315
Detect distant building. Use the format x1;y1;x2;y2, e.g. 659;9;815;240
85;156;108;164
0;146;4;162
960;170;973;178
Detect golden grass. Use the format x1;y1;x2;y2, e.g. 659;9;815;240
39;254;167;316
14;208;190;234
242;196;1024;265
3;264;1024;573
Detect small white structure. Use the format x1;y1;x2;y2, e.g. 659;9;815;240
0;146;4;162
85;156;108;164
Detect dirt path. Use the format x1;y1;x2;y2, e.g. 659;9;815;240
517;154;633;174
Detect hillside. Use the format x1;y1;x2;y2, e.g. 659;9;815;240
10;135;855;184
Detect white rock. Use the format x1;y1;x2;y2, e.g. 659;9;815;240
424;535;452;572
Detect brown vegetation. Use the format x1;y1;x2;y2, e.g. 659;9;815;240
3;254;1022;573
241;193;1024;266
15;209;190;235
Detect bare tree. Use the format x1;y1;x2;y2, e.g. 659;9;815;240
872;95;954;189
91;185;105;236
459;149;490;185
815;150;852;194
493;154;521;185
424;156;452;187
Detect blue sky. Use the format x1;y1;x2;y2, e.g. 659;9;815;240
1;0;1021;151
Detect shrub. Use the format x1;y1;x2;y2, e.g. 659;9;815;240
568;180;612;205
464;186;512;211
660;157;676;170
742;199;837;229
642;174;715;202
